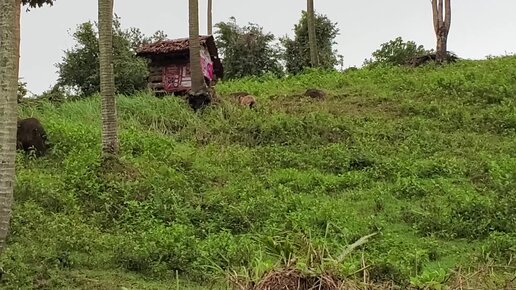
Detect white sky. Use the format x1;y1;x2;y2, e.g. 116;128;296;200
19;0;516;95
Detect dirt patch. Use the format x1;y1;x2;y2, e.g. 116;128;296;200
97;156;141;181
326;97;401;118
229;267;412;290
258;93;402;119
230;268;342;290
304;88;327;99
446;266;516;290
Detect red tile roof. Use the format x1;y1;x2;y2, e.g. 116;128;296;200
136;35;214;55
136;35;224;79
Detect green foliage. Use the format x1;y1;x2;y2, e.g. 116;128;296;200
364;36;430;67
17;80;28;102
21;0;54;8
56;15;166;97
3;56;516;288
35;84;74;103
214;17;284;79
410;268;448;290
281;11;341;74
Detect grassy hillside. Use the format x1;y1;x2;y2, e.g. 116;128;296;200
2;56;515;289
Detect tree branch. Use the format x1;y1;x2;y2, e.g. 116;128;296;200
431;0;439;34
444;0;451;34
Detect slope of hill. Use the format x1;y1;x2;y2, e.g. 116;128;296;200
3;55;515;289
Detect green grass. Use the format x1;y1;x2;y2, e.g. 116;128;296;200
2;55;515;289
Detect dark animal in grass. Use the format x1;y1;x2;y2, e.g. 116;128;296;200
16;117;49;157
187;88;212;112
304;88;326;99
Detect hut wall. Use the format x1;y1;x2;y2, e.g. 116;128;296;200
162;63;191;92
146;59;191;94
145;47;214;95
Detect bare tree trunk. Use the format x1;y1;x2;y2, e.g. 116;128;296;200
431;0;451;63
207;0;212;35
189;0;205;93
98;0;118;159
436;34;447;62
307;0;318;67
0;0;18;253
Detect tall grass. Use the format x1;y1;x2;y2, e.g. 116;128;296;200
2;55;515;289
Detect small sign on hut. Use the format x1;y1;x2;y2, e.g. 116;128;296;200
136;35;223;96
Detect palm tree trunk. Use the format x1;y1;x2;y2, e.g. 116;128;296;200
98;0;118;159
14;0;20;78
0;0;18;252
189;0;205;93
207;0;212;35
307;0;318;67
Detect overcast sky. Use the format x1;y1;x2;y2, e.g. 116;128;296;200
19;0;516;95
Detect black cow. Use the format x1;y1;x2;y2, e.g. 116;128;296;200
16;117;49;157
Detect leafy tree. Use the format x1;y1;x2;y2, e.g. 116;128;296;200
126;27;167;52
21;0;53;7
17;80;27;102
0;0;18;252
214;17;283;79
363;36;429;67
56;15;166;97
281;11;340;74
36;84;72;103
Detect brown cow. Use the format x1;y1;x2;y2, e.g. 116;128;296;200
17;117;49;157
238;95;257;109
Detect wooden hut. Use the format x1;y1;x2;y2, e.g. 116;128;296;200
136;35;223;96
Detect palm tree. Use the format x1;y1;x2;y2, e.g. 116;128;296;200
307;0;318;67
0;0;56;252
189;0;206;93
98;0;118;160
431;0;451;63
0;0;19;252
187;0;211;111
207;0;212;35
14;0;21;77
